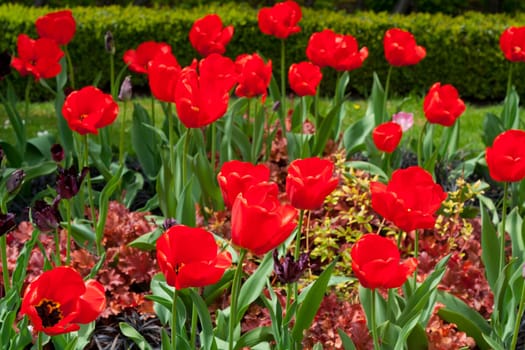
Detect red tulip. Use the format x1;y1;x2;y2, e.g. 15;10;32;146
189;14;234;57
217;160;270;209
231;182;297;255
123;41;171;74
370;166;446;232
486;129;525;182
372;121;403;153
258;0;302;39
11;34;63;81
351;234;417;289
35;10;76;46
423;82;465;127
286;157;339;210
174;54;236;128
306;29;368;71
234;53;272;101
20;266;105;335
147;50;181;103
383;28;426;67
500;26;525;62
62;86;119;135
288;61;322;97
156;225;231;290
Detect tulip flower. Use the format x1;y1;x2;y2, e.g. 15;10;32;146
423;82;466;127
62;86;119;135
123;41;171;74
35;10;76;46
0;213;16;236
486;129;525;183
234;53;272;101
56;165;89;201
286;157;339;210
500;26;525;62
231;182;297;255
383;28;426;67
258;0;302;39
50;143;64;163
370;166;446;232
273;250;309;284
392;111;414;132
288;61;322;97
147;50;181;103
20;266;106;336
11;34;64;81
217;160;270;209
306;29;368;71
31;200;61;233
189;14;234;57
156;225;232;290
6;169;25;194
351;234;417;289
372;121;403;153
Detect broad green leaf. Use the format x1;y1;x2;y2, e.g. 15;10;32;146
188;288;215;350
337;328;357;350
233;327;274;350
505;208;524;259
176;177;195;227
501;86;520;130
406;323;429;350
393;314;421;350
237;252;273;320
312;99;343;156
346;160;388;182
480;201;500;291
482;112;504;147
128;228;163;251
95;166;123;251
131;102;161;179
120;322;153;350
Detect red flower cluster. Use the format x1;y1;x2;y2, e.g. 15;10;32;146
351;234;417;289
288;61;322;96
372;121;403;153
124;41;171;74
147;50;181;102
383;28;426;67
156;225;231;290
258;0;302;39
423;82;466;127
20;267;105;336
234;53;272;101
500;26;525;62
486;129;525;183
189;14;234;57
306;29;368;71
370;166;446;232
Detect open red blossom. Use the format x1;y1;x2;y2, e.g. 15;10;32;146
234;53;272;101
306;29;368;71
11;34;64;81
286;157;339;210
123;41;171;74
500;26;525;62
217;160;270;209
370;166;447;232
384;28;426;67
174;54;237;128
147;50;181;103
35;10;76;46
372;121;403;153
62;86;119;135
232;182;297;255
423;82;465;127
20;267;105;336
288;61;322;97
156;225;232;290
258;0;302;39
486;129;525;182
189;14;234;57
351;234;417;290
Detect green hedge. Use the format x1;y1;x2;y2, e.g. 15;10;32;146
0;3;524;101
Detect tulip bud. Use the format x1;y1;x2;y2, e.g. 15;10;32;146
6;169;25;194
162;218;178;230
104;31;115;55
56;166;89;201
273;250;309;284
0;212;16;236
50;143;64;163
272;100;281;112
31;200;61;233
0;147;4;163
118;75;132;101
0;50;11;80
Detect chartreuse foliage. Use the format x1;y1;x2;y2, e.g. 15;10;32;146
1;3;525;101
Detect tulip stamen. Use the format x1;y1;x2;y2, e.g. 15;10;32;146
35;298;63;327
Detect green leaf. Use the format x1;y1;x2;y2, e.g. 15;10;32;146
501;86;520;130
119;322;153;350
346;160;388;182
480;201;500;291
176;177;195;227
337;328;357;350
128;228;163;251
393;314;421;350
233;326;274;350
333;71;350;138
188;288;215;350
193;152;223;210
482;112;504;147
312;99;343;156
95;166;123;250
505;208;524;259
406;323;429;350
237;252;273;321
131;102;161;179
292;260;336;343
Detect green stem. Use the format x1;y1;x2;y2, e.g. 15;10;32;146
382;66;393;123
413;229;419;287
119;100;128;165
151;96;156;128
64;45;75;89
228;249;247;350
65;199;72;265
511;275;525;350
54;229;61;266
280;39;287;137
83;136;96;249
294;210;305;260
499;182;509;272
109;53;115;98
0;235;10;294
182;128;191;187
190;301;198;349
370;289;380;350
417;121;428;167
211;122;216;172
171;288;178;350
506;62;513;97
37;332;43;350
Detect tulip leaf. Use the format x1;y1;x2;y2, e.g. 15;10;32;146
131;102;161;179
95;165;123;252
346;160;388;182
501;86;520;130
337;328;357;350
505;208;524;259
0;80;26;154
119;322;153;350
161;329;171;350
188;288;215;350
333;71;350;138
480;201;500;291
233;326;274;350
128;227;163;251
0;141;22;167
312;99;343;156
292;260;336;343
393;314;421;349
176;177;195;227
406;323;429;350
193;152;223;210
482;112;504;147
237;252;273;321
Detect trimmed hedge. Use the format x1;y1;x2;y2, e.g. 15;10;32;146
0;3;524;101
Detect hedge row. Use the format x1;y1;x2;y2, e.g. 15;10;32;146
0;3;524;101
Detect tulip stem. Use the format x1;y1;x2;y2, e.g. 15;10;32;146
182;128;191;190
64;45;75;89
151;96;156;129
118;100;128;166
370;289;380;350
499;182;509;272
510;271;525;350
109;53;115;98
0;235;10;294
83;136;96;249
228;249;246;350
383;66;392;123
171;288;178;350
37;332;43;350
211;123;216;173
65;199;72;265
190;301;198;349
506;62;513;97
54;229;60;266
413;229;419;288
417;121;429;167
280;39;287;138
